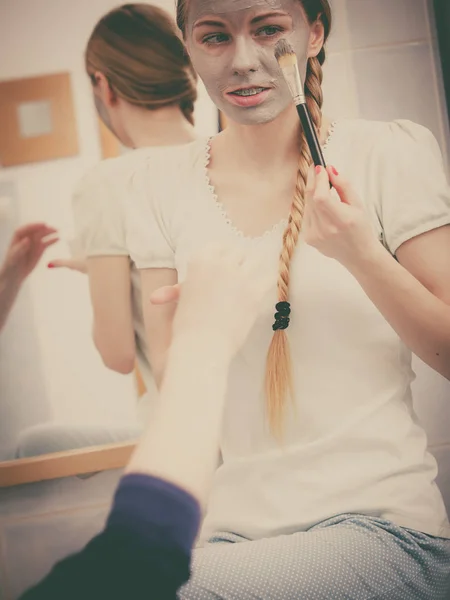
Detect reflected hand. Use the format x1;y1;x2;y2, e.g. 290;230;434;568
2;223;59;286
48;258;87;274
303;166;380;268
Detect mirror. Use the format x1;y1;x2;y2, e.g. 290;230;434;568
0;0;449;466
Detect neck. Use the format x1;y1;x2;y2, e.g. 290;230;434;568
220;105;332;171
120;104;197;148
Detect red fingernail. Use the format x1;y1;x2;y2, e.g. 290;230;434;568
331;166;339;176
315;166;322;174
47;263;54;268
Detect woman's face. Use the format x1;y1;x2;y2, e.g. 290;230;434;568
185;0;316;125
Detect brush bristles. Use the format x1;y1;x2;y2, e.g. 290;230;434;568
274;39;298;67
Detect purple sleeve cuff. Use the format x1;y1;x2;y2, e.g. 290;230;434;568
107;474;201;556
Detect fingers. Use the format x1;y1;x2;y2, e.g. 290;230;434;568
42;235;59;250
150;283;181;305
326;166;359;207
48;259;69;269
305;163;316;199
48;258;76;270
13;223;57;242
307;166;359;224
313;166;334;208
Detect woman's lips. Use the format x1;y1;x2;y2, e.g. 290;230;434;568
225;87;271;108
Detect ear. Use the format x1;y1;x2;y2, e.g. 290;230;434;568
307;20;325;59
93;71;117;107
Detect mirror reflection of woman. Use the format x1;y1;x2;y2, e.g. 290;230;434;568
15;3;198;456
123;0;450;598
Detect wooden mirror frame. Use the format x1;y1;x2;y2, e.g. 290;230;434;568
0;442;136;488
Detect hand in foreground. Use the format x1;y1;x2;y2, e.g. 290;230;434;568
152;244;273;356
48;258;87;274
303;165;381;268
1;223;59;286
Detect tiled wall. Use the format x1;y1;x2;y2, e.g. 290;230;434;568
324;0;449;170
0;470;122;599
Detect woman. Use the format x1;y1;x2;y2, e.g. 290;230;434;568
125;0;450;598
17;3;199;458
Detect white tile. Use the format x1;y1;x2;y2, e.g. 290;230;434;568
350;42;445;148
0;543;7;600
326;0;351;54
3;505;109;598
425;0;438;41
412;358;450;447
322;52;360;120
346;0;428;49
427;6;450;173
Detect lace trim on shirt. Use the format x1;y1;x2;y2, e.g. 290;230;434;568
204;121;337;242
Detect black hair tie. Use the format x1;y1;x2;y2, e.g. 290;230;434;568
272;301;291;331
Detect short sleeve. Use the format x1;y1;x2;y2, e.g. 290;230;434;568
72;163;128;258
124;160;176;270
376;120;450;255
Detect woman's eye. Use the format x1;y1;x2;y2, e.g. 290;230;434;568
256;25;284;37
202;33;230;45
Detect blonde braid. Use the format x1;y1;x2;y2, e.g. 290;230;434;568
265;56;325;437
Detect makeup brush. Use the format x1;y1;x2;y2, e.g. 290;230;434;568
275;39;327;171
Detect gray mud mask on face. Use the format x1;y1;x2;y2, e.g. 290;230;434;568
187;0;311;125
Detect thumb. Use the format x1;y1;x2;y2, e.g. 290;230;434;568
150;283;181;305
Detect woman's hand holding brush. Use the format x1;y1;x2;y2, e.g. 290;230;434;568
303;165;382;270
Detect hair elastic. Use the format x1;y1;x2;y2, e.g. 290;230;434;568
272;301;291;331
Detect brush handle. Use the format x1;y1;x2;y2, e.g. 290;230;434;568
296;103;327;168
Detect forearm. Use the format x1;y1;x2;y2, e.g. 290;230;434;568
126;332;230;505
0;269;22;332
348;245;450;379
91;322;135;374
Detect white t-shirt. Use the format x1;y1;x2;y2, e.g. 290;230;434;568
123;119;450;541
72;153;160;424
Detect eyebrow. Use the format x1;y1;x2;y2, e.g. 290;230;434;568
193;11;290;29
252;11;290;24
